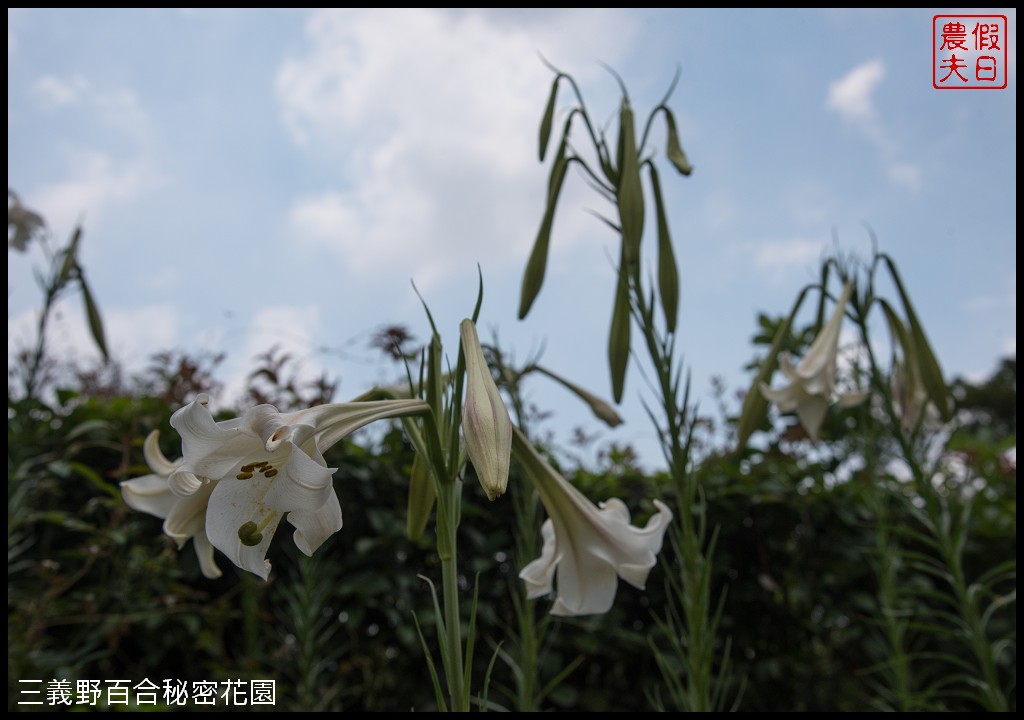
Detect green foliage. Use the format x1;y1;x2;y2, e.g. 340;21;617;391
6;347;1016;711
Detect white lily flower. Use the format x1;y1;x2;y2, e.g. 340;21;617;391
760;281;869;440
120;430;222;579
146;393;427;579
512;428;673;616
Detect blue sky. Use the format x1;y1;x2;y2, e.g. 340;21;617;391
8;9;1017;467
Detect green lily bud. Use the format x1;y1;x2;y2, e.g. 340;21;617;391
532;365;623;427
460;319;513;501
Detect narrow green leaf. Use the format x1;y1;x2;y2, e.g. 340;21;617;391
426;334;443;417
662;108;693;175
66;461;119;499
584;208;621;235
608;253;631;403
882;255;951;420
411;610;448;712
471;263;484;323
878;298;912;362
815;262;832;327
406;453;436;541
479;640;504;712
649;164;679;333
58;226;83;286
462;573;481;707
538;654;585;704
518;137;569;319
538;74;562;162
411;280;439;337
79;276;109;362
598;136;618;187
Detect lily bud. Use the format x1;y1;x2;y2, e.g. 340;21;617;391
532;365;623;428
460;319;513;501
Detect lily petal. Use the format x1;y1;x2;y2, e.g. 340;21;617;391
838;389;871;408
794;393;829;441
121;473;179;519
119;430;222;579
520;519;559;599
192;533;223;580
143;430;179;476
164;481;217;548
205;470;285;581
263;443;337;514
170;394;258;494
288;491;344;556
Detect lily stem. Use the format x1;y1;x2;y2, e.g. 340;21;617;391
437;479;468;711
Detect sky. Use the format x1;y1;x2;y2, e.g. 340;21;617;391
7;8;1017;469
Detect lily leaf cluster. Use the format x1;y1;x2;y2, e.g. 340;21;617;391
519;65;694;403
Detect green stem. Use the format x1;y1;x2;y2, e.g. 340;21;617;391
437;479;467;711
854;300;1007;711
627;265;715;711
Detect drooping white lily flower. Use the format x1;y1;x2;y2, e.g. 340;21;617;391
120;430;222;579
143;393;427;579
760;282;869;440
512;428;673;616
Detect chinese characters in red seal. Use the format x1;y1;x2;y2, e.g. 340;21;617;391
934;15;1008;89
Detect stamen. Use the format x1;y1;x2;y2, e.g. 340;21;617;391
237;521;262;546
237;459;278;480
237;512;275;547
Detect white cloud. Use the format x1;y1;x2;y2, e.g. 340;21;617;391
32;73;151;139
277;8;632;289
29;150;159;234
21;74;157;235
826;59;885;120
220;304;327;404
751;237;823;281
826;59;921;191
33;74;91;107
886;162;921;191
107;304;182;363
